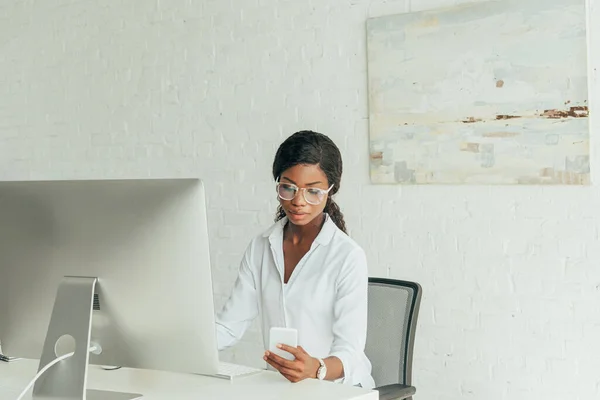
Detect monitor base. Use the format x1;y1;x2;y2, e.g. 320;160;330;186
87;389;143;400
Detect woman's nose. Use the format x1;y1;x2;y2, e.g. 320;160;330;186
291;188;307;206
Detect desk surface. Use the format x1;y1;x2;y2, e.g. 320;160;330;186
0;359;377;400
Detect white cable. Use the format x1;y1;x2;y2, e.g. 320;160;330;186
15;351;74;400
15;345;99;400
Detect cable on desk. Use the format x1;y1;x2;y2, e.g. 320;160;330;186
15;344;100;400
15;352;74;400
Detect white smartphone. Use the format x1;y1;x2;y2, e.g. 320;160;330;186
269;327;298;361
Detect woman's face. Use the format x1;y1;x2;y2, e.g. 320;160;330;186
277;164;331;227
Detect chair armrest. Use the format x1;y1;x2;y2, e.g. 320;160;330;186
376;384;416;400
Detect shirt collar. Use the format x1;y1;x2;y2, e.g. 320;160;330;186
263;213;337;246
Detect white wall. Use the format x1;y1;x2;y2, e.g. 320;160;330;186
1;0;599;399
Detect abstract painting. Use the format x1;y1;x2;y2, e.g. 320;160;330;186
366;0;590;184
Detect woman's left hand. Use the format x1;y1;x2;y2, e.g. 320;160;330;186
264;344;320;383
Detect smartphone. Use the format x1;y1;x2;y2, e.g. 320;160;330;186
269;327;298;361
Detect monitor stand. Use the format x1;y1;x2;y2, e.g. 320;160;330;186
33;276;142;400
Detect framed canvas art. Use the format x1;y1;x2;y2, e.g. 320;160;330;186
366;0;590;184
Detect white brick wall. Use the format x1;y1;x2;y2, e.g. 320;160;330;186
1;0;599;398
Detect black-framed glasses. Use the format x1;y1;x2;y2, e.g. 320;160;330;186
275;178;334;205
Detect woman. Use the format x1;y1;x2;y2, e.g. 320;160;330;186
215;130;374;388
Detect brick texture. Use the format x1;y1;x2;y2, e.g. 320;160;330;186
1;0;599;399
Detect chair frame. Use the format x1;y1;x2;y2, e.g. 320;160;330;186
368;278;422;388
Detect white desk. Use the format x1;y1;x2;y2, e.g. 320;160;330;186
0;359;377;400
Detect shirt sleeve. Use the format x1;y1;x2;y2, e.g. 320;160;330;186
215;246;259;351
328;247;369;384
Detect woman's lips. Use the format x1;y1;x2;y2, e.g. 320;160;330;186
287;210;307;220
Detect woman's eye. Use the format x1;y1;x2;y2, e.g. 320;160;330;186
307;189;322;195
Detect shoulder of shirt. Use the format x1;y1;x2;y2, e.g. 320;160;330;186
258;217;285;239
329;225;364;253
239;218;284;255
328;224;368;280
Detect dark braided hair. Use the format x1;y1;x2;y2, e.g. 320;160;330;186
272;130;347;234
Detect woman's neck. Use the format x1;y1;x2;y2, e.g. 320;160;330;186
284;212;326;245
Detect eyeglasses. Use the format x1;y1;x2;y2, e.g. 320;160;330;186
276;178;334;205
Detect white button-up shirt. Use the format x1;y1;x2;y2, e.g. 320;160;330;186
215;214;375;388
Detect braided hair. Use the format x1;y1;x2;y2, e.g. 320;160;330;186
272;130;347;234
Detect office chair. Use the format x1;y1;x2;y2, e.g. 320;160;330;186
366;278;422;400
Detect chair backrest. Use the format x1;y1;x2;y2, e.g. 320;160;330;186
365;278;422;387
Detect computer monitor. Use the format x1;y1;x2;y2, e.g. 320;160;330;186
0;178;219;399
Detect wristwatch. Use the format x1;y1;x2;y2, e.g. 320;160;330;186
316;358;327;380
